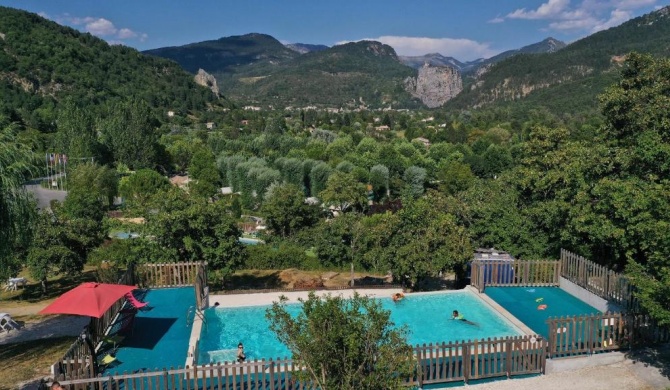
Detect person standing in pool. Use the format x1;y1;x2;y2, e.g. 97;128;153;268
237;343;246;363
452;310;478;326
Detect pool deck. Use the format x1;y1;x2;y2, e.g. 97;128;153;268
465;286;535;336
209;288;404;308
186;288;404;368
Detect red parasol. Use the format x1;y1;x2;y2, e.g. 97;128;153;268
39;282;136;318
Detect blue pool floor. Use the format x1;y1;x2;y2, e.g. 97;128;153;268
100;287;195;374
198;290;523;364
484;287;601;338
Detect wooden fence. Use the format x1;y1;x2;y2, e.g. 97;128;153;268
411;336;546;386
560;249;636;309
136;262;205;288
56;336;547;389
471;260;560;292
546;312;670;358
55;332;96;382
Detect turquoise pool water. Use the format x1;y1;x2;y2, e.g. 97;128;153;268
238;237;264;245
484;287;601;338
101;287;195;374
198;291;523;363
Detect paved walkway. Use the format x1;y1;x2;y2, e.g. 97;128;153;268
0;315;88;345
209;287;404;308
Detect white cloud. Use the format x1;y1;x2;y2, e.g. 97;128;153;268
488;16;505;24
336;36;495;61
85;18;117;36
118;28;137;39
39;12;147;43
507;0;571;20
501;0;659;33
591;9;632;32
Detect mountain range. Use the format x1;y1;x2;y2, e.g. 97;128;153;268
144;5;670;112
398;38;566;74
3;3;670;123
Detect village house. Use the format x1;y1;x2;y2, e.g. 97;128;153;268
412;137;431;148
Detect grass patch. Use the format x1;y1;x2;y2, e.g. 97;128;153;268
0;336;75;390
0;266;97;304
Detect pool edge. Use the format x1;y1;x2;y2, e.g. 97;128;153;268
465;286;536;336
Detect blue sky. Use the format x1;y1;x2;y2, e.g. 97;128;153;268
1;0;666;61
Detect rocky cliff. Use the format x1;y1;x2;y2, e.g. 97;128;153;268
194;68;219;96
404;64;462;108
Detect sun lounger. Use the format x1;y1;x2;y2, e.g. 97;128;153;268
0;313;20;332
4;277;27;291
99;353;119;371
124;292;149;310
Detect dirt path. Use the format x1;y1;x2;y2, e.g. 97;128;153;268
0;299;89;346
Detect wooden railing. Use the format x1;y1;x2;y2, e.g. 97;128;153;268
471;260;560;292
560;249;637;309
546;312;670;358
136;261;205;288
55;336;547;388
54;332;95;381
411;336;546;386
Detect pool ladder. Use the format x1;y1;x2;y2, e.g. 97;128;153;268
186;305;206;328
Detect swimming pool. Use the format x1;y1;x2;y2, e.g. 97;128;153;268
238;237;264;245
484;286;601;338
102;287;195;374
198;290;523;364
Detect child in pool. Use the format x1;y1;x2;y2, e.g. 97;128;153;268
452;310;478;326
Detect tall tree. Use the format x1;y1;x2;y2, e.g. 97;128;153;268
67;162;118;207
100;100;159;170
0;125;37;280
389;192;472;288
262;183;319;237
266;292;414;390
319;171;367;213
118;169;171;209
146;196;247;274
597;53;670;324
55;100;99;160
189;149;221;198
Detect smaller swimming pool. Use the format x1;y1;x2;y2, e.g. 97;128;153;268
238;237;264;245
102;287;195;374
112;231;140;239
198;290;523;364
484;287;601;338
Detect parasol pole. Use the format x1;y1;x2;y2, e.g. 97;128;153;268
80;327;99;377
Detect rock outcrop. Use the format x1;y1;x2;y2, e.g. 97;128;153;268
405;64;462;108
194;68;219;96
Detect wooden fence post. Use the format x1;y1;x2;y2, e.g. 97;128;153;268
505;337;512;378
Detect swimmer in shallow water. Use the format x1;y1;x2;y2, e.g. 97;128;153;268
452;310;478;326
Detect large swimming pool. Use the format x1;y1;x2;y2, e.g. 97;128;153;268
198;290;523;364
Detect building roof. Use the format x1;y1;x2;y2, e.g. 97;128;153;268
474;248;515;262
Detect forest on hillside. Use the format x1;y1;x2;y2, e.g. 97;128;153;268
2;52;670;325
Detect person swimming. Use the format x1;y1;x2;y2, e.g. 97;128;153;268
452;310;478;326
237;343;246;363
392;292;405;302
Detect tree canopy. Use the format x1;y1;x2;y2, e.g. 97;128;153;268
266;292;414;390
